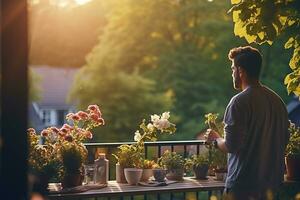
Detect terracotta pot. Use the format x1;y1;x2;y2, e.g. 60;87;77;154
166;168;184;181
124;168;143;185
62;171;83;189
116;164;127;183
193;164;209;180
141;169;153;182
285;156;300;181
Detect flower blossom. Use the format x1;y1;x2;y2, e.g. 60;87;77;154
77;111;89;120
161;112;170;120
64;135;73;142
71;114;80;121
66;113;74;120
41;130;49;137
153;118;170;130
151;114;160;123
134;130;142;142
147;123;155;132
27;128;36;134
50;127;60;133
85;131;93;139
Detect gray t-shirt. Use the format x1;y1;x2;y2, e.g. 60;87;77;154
224;85;289;191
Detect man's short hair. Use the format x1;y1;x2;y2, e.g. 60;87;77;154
228;46;262;79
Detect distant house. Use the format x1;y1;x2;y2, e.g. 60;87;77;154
29;66;79;132
287;96;300;127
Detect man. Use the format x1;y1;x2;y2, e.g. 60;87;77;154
207;46;290;200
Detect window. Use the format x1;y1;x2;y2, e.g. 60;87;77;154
41;109;51;125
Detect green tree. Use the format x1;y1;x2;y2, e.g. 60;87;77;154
70;0;290;141
69;69;173;142
229;0;300;96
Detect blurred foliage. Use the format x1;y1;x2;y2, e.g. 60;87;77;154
29;0;107;67
29;69;41;102
229;0;300;97
27;0;290;141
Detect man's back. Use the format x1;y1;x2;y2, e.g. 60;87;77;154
224;85;289;191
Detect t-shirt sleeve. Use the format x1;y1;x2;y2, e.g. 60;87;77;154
223;97;246;153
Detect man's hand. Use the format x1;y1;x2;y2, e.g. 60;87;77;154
205;129;221;143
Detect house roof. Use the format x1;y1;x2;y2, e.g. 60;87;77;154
31;66;78;109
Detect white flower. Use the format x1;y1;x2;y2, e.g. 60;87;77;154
134;130;142;142
154;119;170;130
147;123;155;132
151;114;160;123
161;112;170;120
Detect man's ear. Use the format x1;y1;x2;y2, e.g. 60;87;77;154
237;67;244;77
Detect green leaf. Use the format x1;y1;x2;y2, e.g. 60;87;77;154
231;0;241;4
285;37;295;49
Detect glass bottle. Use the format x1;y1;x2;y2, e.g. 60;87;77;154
94;153;109;184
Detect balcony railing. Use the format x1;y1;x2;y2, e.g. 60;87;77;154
84;140;208;180
76;140;221;200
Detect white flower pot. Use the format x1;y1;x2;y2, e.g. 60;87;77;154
124;168;143;185
141;169;153;182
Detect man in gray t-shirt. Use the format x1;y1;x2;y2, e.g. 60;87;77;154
207;46;289;200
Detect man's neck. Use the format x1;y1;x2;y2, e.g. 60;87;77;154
241;79;260;91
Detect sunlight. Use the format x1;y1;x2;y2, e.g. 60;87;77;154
29;0;93;8
74;0;91;5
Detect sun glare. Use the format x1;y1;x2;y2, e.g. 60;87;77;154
30;0;92;7
74;0;91;5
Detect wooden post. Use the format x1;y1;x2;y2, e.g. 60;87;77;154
1;0;28;199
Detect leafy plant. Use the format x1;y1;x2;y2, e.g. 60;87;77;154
113;112;176;168
229;0;300;96
204;113;227;170
27;128;60;180
28;104;105;179
113;144;143;168
286;122;300;158
142;160;158;169
186;154;209;171
158;150;185;171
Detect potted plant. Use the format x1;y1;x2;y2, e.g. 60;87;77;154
113;112;176;184
28;105;105;189
205;113;227;180
57;105;105;188
186;154;209;180
141;160;157;182
158;150;185;181
285;122;300;180
114;143;143;184
27;128;60;193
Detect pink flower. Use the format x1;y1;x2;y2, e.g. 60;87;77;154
88;105;99;111
41;130;49;137
90;113;99;121
62;124;72;130
64;135;73;142
27;128;36;134
71;114;80;121
77;111;89;120
58;131;66;137
85;131;93;139
60;127;69;134
97;118;105;125
50;127;59;133
66;113;74;120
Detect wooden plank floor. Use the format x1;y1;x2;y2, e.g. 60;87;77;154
48;177;225;199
